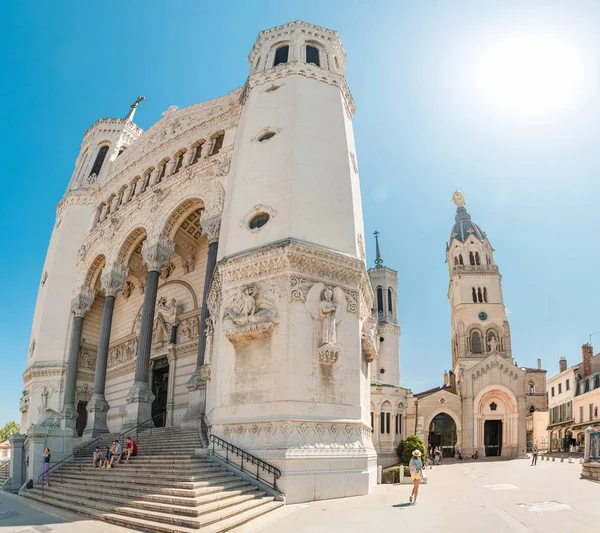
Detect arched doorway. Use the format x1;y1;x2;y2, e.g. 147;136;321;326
429;413;457;458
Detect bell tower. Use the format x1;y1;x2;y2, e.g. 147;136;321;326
368;232;401;385
447;191;513;377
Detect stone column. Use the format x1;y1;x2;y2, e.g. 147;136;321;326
166;346;177;427
123;236;174;430
62;288;95;431
182;213;220;429
84;265;127;439
8;433;26;492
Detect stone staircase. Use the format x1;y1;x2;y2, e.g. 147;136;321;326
23;427;283;532
0;461;10;484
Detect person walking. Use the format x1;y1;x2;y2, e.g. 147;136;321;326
42;448;51;485
531;444;539;466
408;450;423;504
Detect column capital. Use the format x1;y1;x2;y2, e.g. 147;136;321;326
142;236;174;272
100;264;128;297
71;288;95;317
201;212;221;244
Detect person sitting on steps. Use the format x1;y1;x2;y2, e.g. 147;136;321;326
123;436;138;462
106;440;122;468
92;446;102;468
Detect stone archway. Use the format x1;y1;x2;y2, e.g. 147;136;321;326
428;413;458;458
473;385;519;457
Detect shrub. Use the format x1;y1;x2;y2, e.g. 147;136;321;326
401;434;426;465
382;465;411;483
395;439;405;460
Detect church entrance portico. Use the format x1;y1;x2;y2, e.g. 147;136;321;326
474;385;519;457
428;413;457;458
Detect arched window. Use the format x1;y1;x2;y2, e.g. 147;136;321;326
528;382;535;395
529;405;535;413
459;254;464;265
306;45;320;66
477;287;483;303
376;287;383;314
334;56;340;69
471;331;482;354
454;256;458;266
273;45;289;66
483;287;488;303
475;252;481;265
381;402;392;434
472;287;477;303
191;141;204;165
469;252;475;265
486;254;490;265
486;331;498;352
89;145;109;177
211;133;225;155
387;288;393;313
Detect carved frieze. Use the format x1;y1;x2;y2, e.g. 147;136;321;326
78;347;97;370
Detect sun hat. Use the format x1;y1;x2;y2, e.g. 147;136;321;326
412;450;422;457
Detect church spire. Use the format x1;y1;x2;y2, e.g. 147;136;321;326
125;96;145;122
374;231;383;267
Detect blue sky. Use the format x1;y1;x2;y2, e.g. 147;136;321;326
1;1;600;426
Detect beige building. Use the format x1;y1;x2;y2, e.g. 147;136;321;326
413;192;546;458
571;345;600;451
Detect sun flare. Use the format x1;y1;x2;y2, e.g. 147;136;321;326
470;35;585;117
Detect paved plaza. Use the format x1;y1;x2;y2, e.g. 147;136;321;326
0;457;597;533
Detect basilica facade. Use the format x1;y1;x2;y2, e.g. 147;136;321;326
16;20;542;505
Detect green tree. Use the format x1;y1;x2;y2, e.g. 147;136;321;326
0;421;20;442
401;434;426;465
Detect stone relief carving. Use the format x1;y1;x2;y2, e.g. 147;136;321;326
29;340;36;359
306;283;346;365
361;315;378;363
160;261;176;280
223;284;278;343
78;245;87;262
76;383;92;402
19;390;29;414
108;337;138;368
122;280;135;300
178;316;200;343
78;348;97;370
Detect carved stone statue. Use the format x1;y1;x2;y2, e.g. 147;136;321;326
488;335;499;353
153;313;170;345
122;280;135;300
306;283;346;365
19;390;29;414
204;317;214;337
39;386;49;413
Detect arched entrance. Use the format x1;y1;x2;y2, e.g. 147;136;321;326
429;413;457;458
474;385;519;457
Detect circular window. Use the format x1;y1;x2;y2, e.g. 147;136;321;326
490;402;497;411
258;132;276;142
379;337;384;342
380;368;386;374
248;212;270;230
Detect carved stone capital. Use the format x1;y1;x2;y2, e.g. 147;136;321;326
142;236;174;272
100;264;129;297
201;212;221;244
199;364;212;381
71;288;96;317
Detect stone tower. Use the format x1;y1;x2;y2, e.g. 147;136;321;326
207;21;376;503
368;232;401;385
446;191;513;376
23;103;142;429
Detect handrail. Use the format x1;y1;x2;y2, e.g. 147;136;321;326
37;435;105;497
118;411;166;444
0;460;10;477
210;435;281;492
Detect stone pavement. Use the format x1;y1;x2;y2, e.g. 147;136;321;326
1;457;597;533
0;490;131;533
239;457;599;533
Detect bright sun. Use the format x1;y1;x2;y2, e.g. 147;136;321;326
470;35;585;118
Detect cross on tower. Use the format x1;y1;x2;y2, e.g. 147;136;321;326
374;231;383;266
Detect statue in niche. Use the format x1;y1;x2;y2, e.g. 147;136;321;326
204;317;214;337
306;283;346;348
153;313;170;345
223;285;277;326
488;335;499;354
39;386;49;413
122;281;135;300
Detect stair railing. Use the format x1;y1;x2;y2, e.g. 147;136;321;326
37;435;105;497
117;411;166;444
210;434;282;492
0;460;10;481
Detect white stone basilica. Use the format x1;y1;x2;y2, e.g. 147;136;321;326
14;21;540;505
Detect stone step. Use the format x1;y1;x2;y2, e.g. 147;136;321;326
25;488;275;529
28;485;265;518
49;466;227;483
45;474;247;494
60;460;216;472
33;481;263;508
